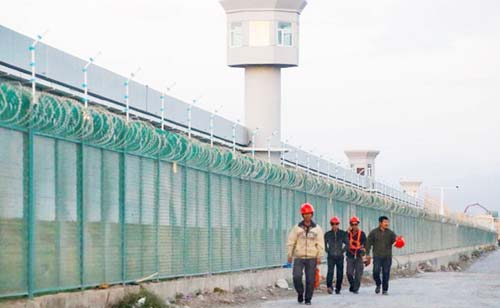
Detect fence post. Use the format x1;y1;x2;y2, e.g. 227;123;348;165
155;159;160;280
278;185;283;263
264;182;269;266
101;150;107;282
119;152;126;284
182;162;188;275
77;143;84;290
248;182;252;267
26;131;35;298
229;176;234;270
54;140;61;288
207;171;212;274
139;158;144;277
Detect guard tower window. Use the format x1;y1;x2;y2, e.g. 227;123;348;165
277;22;293;47
249;21;271;46
230;22;243;48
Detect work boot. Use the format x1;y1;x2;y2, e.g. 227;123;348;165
349;286;353;292
382;291;388;295
335;289;340;294
305;301;311;305
298;294;304;303
327;287;333;294
375;285;381;294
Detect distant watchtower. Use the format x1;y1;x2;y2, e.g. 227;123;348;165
219;0;308;162
344;150;380;177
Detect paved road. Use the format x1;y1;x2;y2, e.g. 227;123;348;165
255;249;500;308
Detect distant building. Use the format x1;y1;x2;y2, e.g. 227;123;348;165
494;219;500;242
473;214;496;231
400;180;423;198
344;150;379;177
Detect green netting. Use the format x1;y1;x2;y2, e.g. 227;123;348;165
0;129;26;296
0;80;497;298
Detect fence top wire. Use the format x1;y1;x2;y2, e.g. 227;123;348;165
0;80;493;232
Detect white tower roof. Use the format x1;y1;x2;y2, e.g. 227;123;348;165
219;0;307;13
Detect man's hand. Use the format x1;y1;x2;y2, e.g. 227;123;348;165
316;258;321;265
364;256;372;266
288;257;293;264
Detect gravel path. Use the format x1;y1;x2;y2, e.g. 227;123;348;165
252;249;500;308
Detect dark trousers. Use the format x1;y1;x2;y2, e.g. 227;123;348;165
373;256;392;291
326;256;344;291
293;258;316;302
346;257;364;292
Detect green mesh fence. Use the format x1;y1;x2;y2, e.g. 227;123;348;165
0;81;497;298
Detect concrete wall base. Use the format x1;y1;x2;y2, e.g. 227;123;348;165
1;245;490;308
391;245;485;271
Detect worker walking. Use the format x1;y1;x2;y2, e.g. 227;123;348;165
287;203;325;305
365;215;401;295
324;216;348;294
346;216;367;294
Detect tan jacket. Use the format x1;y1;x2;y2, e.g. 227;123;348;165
287;221;325;259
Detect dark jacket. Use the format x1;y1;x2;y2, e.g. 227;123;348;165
346;229;367;259
324;229;349;257
366;228;397;257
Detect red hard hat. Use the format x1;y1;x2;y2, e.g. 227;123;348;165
349;216;360;224
330;216;340;224
300;203;315;215
394;235;405;248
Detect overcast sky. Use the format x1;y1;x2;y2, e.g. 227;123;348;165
1;0;499;213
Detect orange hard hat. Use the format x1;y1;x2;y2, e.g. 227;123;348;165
330;216;340;224
300;203;315;215
349;216;360;224
394;235;405;248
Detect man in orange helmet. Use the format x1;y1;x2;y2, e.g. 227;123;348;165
324;216;348;294
346;216;367;294
287;203;325;305
365;216;398;295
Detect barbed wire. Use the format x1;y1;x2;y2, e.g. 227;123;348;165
0;81;491;231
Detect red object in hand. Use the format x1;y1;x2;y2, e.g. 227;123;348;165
395;235;405;248
314;268;321;289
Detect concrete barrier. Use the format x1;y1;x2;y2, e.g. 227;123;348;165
390;245;484;271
